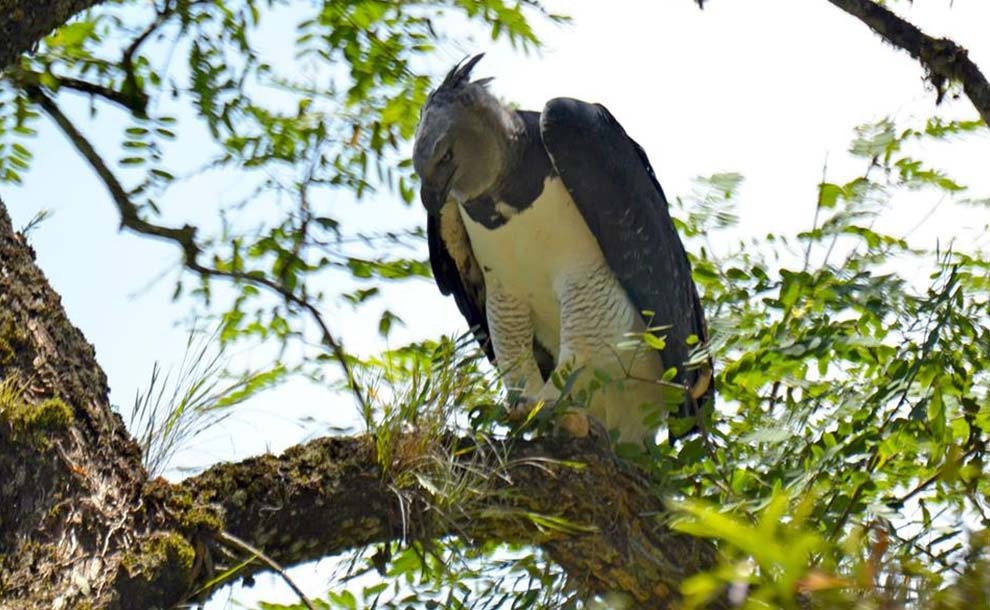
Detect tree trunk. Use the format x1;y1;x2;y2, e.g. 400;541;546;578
0;0;106;69
0;202;190;609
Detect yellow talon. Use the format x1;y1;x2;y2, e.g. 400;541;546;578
559;411;590;438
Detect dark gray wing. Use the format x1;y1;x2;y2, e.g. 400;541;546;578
539;97;712;417
427;211;494;362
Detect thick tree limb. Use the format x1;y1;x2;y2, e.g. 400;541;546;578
826;0;990;125
0;0;105;69
179;434;721;608
0;199;718;608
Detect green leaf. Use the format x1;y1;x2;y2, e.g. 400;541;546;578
642;332;667;351
378;310;403;337
818;182;843;208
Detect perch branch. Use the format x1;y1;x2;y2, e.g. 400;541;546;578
180;434;722;608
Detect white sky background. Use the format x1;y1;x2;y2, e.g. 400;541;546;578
3;0;990;606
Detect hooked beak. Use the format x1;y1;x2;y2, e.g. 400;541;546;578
420;167;456;215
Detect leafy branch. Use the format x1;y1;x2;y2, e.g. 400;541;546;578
5;65;148;113
26;83;370;413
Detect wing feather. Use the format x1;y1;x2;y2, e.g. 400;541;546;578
539;97;713;417
427;203;493;361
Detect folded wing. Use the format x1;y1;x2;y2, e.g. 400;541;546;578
539;97;712;417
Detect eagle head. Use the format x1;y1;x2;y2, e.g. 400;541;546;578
413;54;519;215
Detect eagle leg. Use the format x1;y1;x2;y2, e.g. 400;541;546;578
505;396;593;441
548;264;664;446
486;287;545;399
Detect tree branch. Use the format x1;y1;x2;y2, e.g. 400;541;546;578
179;434;722;608
26;86;198;248
7;63;150;111
59;74;150;114
826;0;990;125
27;84;371;415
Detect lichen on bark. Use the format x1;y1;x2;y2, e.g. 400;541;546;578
116;532;196;601
0;390;74;445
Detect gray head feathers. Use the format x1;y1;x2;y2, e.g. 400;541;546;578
414;54;521;212
425;53;495;109
439;53;486;92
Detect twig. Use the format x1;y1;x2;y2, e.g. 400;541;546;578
826;0;990;125
7;67;148;113
63;76;149;114
803;157;829;273
121;3;169;75
28;85;370;414
897;446;979;507
117;0;200;107
216;531;317;610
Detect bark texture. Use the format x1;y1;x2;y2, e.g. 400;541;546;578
0;202;194;609
0;0;106;70
181;435;719;607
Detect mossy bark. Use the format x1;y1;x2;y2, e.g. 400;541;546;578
178;431;719;607
0;202;196;609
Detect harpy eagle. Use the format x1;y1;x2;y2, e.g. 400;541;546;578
413;55;712;445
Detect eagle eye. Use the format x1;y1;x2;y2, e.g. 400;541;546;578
440;150;453;165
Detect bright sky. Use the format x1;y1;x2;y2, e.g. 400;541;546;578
3;0;989;606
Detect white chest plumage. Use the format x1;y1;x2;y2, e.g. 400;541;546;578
457;176;664;442
458;177;607;353
455;176;665;443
